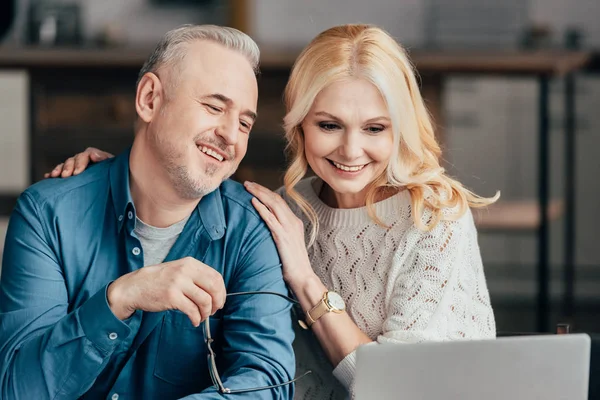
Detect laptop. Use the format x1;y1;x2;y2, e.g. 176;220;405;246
355;334;591;400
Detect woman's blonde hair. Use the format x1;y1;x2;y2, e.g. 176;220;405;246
282;24;499;245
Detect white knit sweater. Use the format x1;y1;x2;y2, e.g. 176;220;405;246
282;177;495;400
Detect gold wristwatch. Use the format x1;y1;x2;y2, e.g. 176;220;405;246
305;291;346;327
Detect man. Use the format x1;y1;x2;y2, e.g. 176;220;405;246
0;25;296;399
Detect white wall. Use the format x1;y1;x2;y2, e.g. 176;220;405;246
250;0;600;48
0;70;28;194
0;218;7;276
0;70;28;277
5;0;228;46
250;0;425;48
80;0;228;45
530;0;600;47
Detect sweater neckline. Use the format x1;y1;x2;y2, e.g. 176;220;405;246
296;177;410;227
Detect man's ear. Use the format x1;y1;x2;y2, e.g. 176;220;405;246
135;72;164;123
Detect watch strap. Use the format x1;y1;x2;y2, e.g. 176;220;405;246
306;291;330;327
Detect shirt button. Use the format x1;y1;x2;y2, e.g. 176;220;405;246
112;393;119;400
127;211;133;220
118;215;123;222
109;332;118;340
132;247;141;256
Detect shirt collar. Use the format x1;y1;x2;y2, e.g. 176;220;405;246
109;147;135;233
110;147;226;239
197;187;226;241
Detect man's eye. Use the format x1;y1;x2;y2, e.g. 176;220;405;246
205;104;222;113
240;120;252;132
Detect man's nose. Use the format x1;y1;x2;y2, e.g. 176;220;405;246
215;116;239;146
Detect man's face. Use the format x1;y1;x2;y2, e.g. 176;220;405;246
147;41;258;199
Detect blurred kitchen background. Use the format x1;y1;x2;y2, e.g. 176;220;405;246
0;0;599;334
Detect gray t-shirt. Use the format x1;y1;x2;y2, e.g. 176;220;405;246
134;216;190;266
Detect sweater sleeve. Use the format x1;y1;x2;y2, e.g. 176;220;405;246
379;208;496;344
332;209;495;397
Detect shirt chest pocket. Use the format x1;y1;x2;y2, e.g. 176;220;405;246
153;311;222;387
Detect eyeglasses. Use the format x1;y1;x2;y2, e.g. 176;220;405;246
204;290;312;394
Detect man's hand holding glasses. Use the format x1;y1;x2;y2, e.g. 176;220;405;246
106;256;226;325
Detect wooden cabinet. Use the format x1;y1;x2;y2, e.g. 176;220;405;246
29;67;139;180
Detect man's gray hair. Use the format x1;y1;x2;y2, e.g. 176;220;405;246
136;24;260;89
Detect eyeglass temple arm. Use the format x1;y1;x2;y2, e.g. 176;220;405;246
226;290;300;305
221;371;313;394
204;290;301;336
205;291;311;394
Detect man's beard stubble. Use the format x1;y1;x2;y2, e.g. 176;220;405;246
161;136;237;200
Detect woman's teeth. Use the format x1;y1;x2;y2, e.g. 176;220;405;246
332;161;365;172
200;146;224;161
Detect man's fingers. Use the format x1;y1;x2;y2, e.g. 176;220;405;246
183;282;214;322
197;272;226;311
182;258;226;310
164;285;202;327
176;294;202;327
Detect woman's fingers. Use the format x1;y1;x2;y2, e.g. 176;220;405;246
60;157;76;177
250;197;284;239
244;182;293;223
73;148;113;174
51;163;64;177
73;153;91;174
44;148;115;179
89;148;114;163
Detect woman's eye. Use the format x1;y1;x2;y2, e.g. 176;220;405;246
319;122;340;131
366;126;385;133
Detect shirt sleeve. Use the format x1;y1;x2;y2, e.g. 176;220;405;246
333;210;496;396
0;192;132;400
183;223;296;400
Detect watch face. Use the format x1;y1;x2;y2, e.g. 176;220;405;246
327;292;346;311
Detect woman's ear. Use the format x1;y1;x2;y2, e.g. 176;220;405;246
135;72;164;123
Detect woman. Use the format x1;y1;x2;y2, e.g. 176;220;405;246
48;24;498;399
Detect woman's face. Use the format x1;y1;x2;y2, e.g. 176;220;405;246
301;78;394;207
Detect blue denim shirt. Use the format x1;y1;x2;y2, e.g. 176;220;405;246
0;149;295;400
